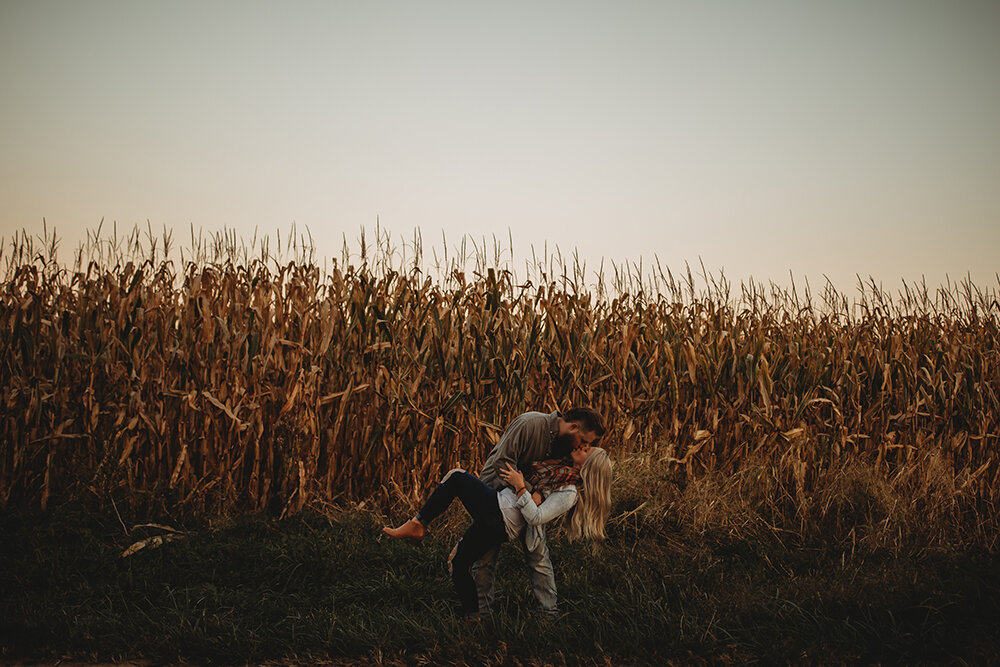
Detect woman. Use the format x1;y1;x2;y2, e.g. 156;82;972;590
383;446;612;618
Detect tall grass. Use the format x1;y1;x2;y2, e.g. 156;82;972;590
1;223;998;541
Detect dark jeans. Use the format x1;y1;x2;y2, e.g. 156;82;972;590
416;470;507;615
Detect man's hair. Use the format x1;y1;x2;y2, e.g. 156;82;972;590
563;407;605;438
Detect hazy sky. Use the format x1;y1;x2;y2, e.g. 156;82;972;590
2;1;998;293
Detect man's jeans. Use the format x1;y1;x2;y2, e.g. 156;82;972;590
472;528;558;617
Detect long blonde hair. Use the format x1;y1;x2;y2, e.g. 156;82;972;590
566;447;612;541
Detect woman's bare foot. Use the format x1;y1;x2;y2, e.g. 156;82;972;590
382;518;426;543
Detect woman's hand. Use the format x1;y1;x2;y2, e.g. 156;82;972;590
531;491;543;506
499;462;526;494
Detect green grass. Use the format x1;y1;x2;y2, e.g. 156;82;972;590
3;493;999;666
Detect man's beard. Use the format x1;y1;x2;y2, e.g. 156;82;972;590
550;432;575;458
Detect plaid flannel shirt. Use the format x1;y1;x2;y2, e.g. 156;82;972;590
528;459;581;491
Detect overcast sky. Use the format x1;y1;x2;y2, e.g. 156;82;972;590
2;1;998;294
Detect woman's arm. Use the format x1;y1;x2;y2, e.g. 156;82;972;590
500;463;560;523
515;486;578;526
499;462;529;496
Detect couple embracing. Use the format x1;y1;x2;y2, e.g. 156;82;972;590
383;407;612;620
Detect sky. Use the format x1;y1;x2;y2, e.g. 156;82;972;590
2;0;998;294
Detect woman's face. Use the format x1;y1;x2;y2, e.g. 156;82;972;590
570;445;592;468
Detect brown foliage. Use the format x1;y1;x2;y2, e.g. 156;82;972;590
1;225;998;523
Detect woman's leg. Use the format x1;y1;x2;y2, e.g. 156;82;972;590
416;470;501;526
383;469;499;541
448;521;506;616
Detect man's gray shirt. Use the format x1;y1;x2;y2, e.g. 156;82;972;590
479;411;560;493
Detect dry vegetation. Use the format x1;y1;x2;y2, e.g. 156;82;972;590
1;223;998;547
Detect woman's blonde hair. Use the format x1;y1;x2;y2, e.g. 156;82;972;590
566;447;612;541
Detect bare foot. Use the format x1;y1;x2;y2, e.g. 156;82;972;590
382;518;426;543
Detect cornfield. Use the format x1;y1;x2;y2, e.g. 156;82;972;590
2;224;999;523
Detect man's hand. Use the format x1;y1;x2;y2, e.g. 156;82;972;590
499;462;526;494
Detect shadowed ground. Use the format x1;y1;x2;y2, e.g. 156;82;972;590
3;494;998;666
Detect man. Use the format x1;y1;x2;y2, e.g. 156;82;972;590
471;407;605;618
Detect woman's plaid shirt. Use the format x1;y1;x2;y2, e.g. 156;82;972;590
528;458;581;490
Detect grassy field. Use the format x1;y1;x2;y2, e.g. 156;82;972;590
2;224;999;664
3;458;999;665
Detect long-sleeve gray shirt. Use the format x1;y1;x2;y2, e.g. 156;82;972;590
479;411;561;493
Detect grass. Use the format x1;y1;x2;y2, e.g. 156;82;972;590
3;459;998;665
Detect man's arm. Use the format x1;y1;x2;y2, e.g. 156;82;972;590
479;414;536;491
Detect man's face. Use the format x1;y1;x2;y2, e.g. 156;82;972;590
552;422;598;458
